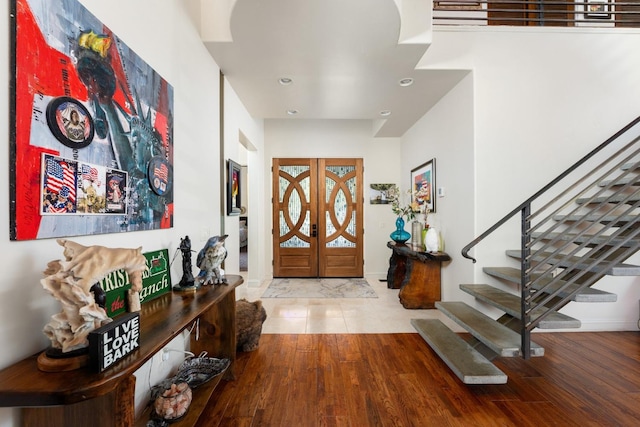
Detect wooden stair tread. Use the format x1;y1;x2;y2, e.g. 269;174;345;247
482;266;617;303
552;213;640;227
531;231;640;248
598;176;640;187
410;319;507;385
460;283;582;329
505;249;640;276
435;302;545;357
620;161;640;171
576;191;640;205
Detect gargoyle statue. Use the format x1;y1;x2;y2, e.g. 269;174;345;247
195;235;228;286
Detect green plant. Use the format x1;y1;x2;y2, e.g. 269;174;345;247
388;187;419;221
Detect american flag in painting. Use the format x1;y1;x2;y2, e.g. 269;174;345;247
46;157;76;202
81;164;98;182
154;163;168;181
48;203;68;214
81;163;101;187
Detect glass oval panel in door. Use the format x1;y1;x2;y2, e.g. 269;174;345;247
272;159;318;277
278;170;310;248
319;159;363;277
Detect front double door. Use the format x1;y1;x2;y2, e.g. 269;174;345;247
273;158;363;277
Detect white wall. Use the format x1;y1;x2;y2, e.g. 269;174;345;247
0;1;263;425
417;26;640;330
3;4;640;424
263;119;402;279
223;79;266;288
401;73;475;304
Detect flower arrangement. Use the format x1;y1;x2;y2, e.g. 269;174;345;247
388;184;432;225
388;186;420;221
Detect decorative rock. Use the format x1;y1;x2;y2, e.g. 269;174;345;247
153;382;192;421
236;299;267;352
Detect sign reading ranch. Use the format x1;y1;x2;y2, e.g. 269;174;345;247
99;249;172;317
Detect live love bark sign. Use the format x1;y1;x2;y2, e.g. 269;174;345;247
88;312;140;372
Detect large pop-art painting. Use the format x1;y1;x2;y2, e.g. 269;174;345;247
10;0;174;240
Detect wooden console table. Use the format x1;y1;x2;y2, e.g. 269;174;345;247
386;242;450;309
0;275;243;427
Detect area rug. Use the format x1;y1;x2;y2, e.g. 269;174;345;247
262;278;378;298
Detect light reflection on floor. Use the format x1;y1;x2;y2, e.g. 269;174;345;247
235;273;463;334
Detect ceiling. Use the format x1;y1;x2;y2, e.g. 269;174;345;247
200;0;469;138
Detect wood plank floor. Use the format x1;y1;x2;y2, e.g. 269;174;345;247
195;332;640;426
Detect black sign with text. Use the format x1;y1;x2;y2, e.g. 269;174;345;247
88;312;140;372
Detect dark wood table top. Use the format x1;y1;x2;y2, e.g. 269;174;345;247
0;275;243;407
387;241;451;262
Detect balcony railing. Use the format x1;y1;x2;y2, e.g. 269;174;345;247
433;0;640;27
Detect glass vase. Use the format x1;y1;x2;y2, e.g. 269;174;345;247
421;227;428;250
390;217;410;244
410;220;423;247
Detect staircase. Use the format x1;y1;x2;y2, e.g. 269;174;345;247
412;116;640;384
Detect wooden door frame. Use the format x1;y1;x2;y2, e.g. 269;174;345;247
318;158;363;277
272;158;318;277
272;158;364;278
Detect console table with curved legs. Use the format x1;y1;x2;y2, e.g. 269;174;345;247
0;275;243;427
386;242;450;309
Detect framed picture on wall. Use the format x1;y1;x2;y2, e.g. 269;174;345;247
227;159;242;216
411;159;436;213
10;0;174;240
585;0;611;19
369;183;396;204
434;1;482;10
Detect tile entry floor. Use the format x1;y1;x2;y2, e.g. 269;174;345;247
236;273;464;334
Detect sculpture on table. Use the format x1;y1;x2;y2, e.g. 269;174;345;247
236;299;267;352
41;239;148;355
174;235;197;291
195;235;228;286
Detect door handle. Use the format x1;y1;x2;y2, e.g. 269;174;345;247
311;224;317;238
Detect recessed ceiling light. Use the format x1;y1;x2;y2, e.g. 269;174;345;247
287;109;298;115
399;78;414;87
380;110;391;117
279;77;293;86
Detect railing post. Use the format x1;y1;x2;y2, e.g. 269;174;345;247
537;0;545;26
521;204;532;360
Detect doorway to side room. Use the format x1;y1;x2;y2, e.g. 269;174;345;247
239;164;248;272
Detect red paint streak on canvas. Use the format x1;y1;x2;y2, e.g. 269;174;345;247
15;0;89;239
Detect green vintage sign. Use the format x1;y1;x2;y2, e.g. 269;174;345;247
99;249;172;317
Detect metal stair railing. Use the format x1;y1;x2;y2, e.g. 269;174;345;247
433;1;640;27
462;115;640;359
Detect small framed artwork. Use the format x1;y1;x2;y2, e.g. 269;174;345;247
369;183;396;204
411;158;436;213
434;1;482;10
585;0;611;19
227;159;242;216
